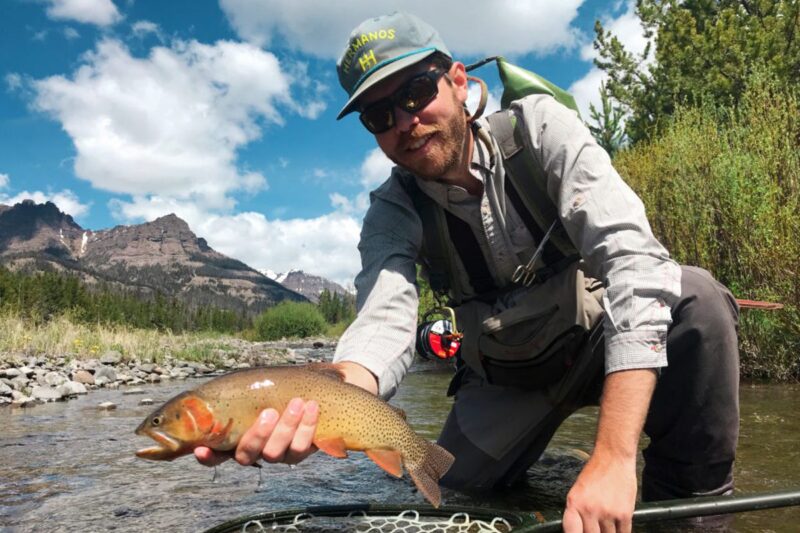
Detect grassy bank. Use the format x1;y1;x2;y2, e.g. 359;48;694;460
0;312;252;366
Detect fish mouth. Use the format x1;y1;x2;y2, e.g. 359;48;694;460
135;428;182;461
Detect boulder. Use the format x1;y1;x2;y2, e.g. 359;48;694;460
94;366;117;382
58;381;88;396
44;371;68;387
72;370;95;385
100;350;123;365
31;386;64;402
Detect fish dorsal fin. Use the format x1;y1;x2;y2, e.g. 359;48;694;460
315;436;348;458
365;448;403;478
305;363;346;382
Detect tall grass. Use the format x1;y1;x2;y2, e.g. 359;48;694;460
0;312;235;365
614;74;799;380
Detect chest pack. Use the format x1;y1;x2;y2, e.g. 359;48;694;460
403;57;605;390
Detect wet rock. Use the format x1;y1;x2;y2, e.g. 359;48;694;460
72;370;95;385
94;376;110;387
94;366;117;382
313;341;325;349
100;350;123;365
139;398;154;405
97;401;116;410
0;381;12;396
10;376;29;391
139;363;156;374
58;381;88;396
44;371;68;387
31;385;64;402
122;388;145;395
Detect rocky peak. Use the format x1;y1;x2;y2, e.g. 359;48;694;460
264;269;350;303
0;200;84;257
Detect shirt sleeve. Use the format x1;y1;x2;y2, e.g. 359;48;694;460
333;177;421;398
512;95;682;374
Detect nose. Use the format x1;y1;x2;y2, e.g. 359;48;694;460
393;106;420;133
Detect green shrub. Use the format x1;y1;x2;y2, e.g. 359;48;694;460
613;73;799;380
253;301;327;341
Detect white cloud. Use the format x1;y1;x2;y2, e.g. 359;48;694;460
219;0;583;58
0;173;9;189
30;38;327;211
569;1;649;121
5;73;23;92
45;0;122;27
131;20;162;41
110;196;361;286
1;189;90;218
64;27;80;40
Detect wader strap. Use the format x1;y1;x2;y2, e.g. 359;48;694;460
444;211;497;294
402;176;463;298
485;110;578;261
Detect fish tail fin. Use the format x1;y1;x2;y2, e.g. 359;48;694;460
405;441;455;508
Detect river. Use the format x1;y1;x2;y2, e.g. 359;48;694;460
1;365;798;532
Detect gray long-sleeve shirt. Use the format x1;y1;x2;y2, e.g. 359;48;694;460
334;94;682;399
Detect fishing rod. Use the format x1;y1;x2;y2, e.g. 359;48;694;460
516;488;800;532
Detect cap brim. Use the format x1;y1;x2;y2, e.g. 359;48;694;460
336;50;437;120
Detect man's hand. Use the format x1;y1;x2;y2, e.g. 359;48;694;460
562;368;657;533
194;397;319;467
562;452;637;533
193;361;378;468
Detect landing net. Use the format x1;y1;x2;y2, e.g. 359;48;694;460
240;510;513;532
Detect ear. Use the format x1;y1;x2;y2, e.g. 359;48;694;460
449;62;469;104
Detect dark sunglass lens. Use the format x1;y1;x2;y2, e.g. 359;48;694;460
399;75;438;112
361;101;394;134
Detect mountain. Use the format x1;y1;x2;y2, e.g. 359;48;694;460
0;200;306;314
262;269;350;304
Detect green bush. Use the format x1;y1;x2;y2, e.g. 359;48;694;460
253;301;327;341
613;73;799;381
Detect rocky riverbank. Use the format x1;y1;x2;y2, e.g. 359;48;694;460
0;337;336;408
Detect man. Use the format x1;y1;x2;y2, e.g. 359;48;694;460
196;12;740;532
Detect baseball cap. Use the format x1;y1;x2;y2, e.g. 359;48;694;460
336;12;451;120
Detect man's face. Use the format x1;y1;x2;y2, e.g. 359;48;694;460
358;62;469;181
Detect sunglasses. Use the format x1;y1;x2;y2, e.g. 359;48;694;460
359;68;447;134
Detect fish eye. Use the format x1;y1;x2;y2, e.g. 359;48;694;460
152;415;163;426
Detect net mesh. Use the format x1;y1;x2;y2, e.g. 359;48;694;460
239;509;514;532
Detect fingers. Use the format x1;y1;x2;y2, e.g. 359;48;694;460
284;400;319;464
194;446;234;467
234;398;319;467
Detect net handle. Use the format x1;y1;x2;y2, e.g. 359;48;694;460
514;488;800;532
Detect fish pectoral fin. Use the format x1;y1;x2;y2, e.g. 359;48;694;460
206;418;234;447
365;448;403;478
314;437;348;458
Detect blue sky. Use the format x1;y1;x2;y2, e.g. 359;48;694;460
1;0;646;286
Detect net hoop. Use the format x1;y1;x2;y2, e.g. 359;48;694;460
202;504;527;533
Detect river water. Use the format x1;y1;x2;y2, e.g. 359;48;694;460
1;363;798;532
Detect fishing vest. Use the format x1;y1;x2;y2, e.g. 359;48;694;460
403;108;580;305
402;57;586;305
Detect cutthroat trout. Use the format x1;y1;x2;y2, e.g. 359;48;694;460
135;364;454;507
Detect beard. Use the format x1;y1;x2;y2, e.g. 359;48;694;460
388;104;469;181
